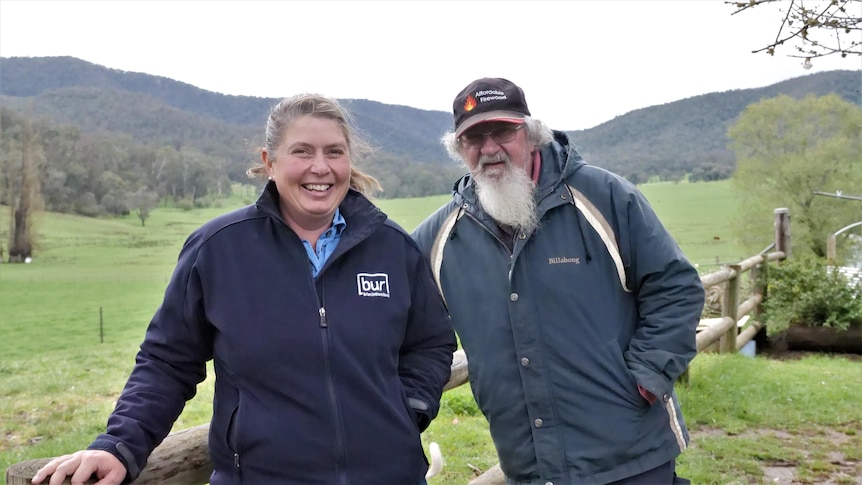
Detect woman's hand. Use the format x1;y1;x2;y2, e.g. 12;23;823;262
31;450;126;485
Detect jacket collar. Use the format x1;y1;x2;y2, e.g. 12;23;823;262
255;180;386;243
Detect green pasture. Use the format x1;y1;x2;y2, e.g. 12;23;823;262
638;180;747;267
6;180;857;484
0;179;746;363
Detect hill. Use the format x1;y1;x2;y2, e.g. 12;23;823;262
569;70;861;183
0;56;858;212
0;56;452;166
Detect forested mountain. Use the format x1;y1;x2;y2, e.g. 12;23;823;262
569;69;860;183
0;55;858;220
0;56;452;166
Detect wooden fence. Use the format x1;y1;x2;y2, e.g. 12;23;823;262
5;209;792;485
693;207;787;357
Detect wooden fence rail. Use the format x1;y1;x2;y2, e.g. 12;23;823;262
6;209;792;485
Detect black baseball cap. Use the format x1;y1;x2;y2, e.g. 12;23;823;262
452;77;531;138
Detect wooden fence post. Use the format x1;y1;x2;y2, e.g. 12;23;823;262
749;264;762;319
719;264;740;354
774;208;791;259
749;262;767;343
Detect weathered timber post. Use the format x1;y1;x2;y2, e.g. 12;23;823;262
774;208;791;259
748;264;762;320
468;463;506;485
719;264;741;354
445;349;468;391
678;365;690;387
749;262;768;346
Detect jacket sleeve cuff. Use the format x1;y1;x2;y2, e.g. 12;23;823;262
408;397;433;432
87;437;141;483
628;361;673;403
637;384;658;405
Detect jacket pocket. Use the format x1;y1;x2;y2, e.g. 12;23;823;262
226;401;240;453
606;339;647;408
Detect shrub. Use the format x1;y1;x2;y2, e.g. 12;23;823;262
194;196;213;209
175;198;194;211
441;391;482;417
762;255;862;334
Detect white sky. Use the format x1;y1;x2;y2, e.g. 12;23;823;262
1;0;859;130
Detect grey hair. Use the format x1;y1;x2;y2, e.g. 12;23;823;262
247;93;381;196
440;116;554;162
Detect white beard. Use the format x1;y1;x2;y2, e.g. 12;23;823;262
473;155;538;234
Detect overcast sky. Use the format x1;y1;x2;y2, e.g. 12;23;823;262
1;0;858;131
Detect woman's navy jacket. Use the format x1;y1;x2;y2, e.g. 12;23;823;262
88;182;456;484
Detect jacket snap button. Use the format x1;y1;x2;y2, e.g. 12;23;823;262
510;293;519;301
518;232;526;239
520;357;529;366
534;418;543;427
546;482;554;485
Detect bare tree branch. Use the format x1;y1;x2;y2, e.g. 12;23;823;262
728;0;862;60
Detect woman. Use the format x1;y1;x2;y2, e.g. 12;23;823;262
32;94;456;485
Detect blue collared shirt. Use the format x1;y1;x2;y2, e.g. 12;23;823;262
302;208;346;277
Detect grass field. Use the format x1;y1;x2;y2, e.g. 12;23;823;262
637;180;747;268
3;180;859;484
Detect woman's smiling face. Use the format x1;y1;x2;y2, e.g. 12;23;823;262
262;115;350;233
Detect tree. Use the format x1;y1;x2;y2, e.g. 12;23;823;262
7;115;44;262
130;187;159;227
728;0;861;61
728;94;862;257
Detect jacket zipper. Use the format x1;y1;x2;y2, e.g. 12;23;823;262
464;211;513;256
319;307;327;327
317;285;350;485
228;404;242;479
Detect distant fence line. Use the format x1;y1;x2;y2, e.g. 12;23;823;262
6;209;793;485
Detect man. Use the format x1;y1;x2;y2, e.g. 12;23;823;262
412;78;704;484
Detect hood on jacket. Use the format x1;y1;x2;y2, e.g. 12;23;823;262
450;130;586;207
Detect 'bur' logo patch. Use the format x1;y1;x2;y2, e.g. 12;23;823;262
357;273;390;298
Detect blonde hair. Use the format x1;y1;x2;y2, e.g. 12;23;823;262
247;94;381;196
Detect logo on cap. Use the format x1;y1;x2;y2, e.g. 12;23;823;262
452;77;531;137
464;95;477;112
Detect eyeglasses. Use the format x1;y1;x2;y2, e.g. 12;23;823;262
458;124;524;149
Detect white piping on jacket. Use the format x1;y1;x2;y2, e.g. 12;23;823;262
429;206;464;303
565;184;631;293
664;396;688;452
